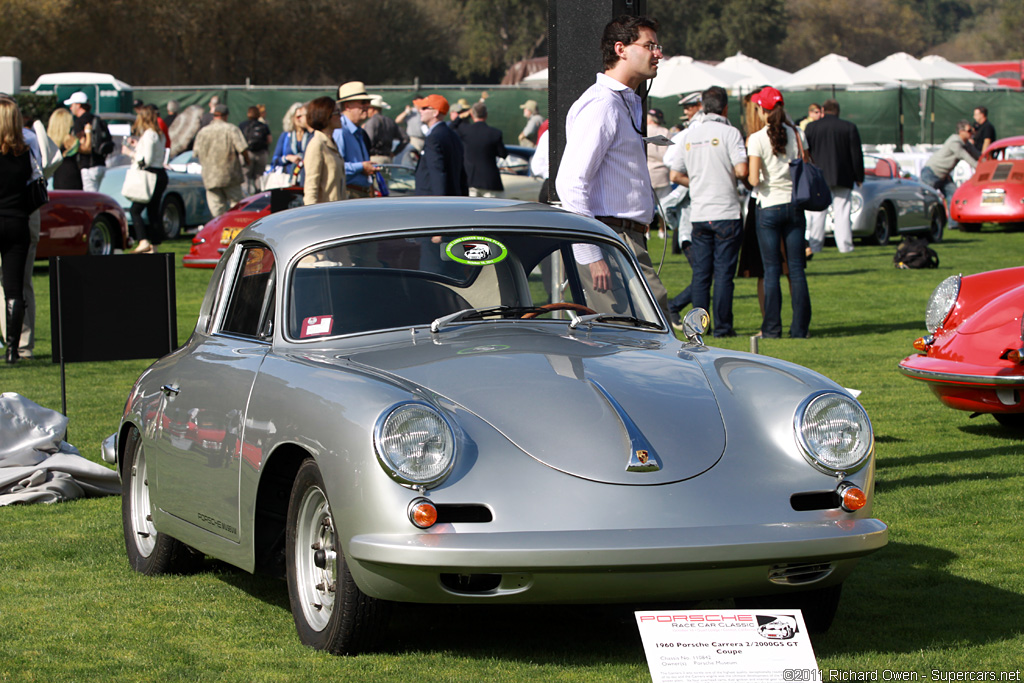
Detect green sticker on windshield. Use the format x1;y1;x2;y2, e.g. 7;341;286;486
446;236;509;266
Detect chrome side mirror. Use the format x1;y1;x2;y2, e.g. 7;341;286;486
681;308;710;345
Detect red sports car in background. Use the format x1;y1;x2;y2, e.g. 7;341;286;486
949;136;1024;232
38;190;131;259
898;267;1024;431
183;187;304;268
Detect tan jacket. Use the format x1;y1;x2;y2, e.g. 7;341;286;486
303;129;346;205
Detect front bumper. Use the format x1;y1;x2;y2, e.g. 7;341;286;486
347;519;888;603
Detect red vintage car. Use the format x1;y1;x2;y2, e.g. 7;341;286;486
949;136;1024;232
898;267;1024;431
183;188;305;268
38;190;131;258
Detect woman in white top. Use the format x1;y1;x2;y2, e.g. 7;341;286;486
746;87;811;339
126;106;168;253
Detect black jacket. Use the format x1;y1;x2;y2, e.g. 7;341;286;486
804;114;864;188
414;122;468;197
459;120;507;191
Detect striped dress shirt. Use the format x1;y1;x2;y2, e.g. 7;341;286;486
556;73;654;264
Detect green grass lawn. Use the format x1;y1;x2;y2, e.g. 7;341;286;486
2;228;1024;682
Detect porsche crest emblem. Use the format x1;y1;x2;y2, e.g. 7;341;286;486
636;450;649;464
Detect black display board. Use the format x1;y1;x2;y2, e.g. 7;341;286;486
549;0;648;198
50;254;178;363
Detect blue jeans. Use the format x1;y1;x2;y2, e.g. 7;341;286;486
756;203;811;338
668;241;693;314
689;219;743;336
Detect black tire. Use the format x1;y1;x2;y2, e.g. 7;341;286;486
286;459;388;655
735;583;842;634
160;194;185;240
926;209;945;243
871;206;892;246
993;413;1024;432
959;222;981;233
87;215;116;255
121;426;202;575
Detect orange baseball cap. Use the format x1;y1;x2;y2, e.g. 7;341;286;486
413;94;449;116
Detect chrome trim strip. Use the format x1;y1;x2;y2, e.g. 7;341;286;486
588;379;662;473
897;363;1024;386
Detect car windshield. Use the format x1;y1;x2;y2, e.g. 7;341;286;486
991;145;1024;161
287;230;662;339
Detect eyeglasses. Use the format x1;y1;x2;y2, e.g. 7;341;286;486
630;41;663;54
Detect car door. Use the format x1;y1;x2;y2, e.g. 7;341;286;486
153;244;276;542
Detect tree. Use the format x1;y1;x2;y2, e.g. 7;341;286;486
449;0;548;82
778;0;927;71
653;0;787;64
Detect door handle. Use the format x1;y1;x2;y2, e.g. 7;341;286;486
161;384;180;397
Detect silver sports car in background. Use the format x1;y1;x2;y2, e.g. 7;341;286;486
825;154;947;245
104;197;887;654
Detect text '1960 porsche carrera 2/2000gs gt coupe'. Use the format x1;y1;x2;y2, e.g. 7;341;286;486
103;197;888;654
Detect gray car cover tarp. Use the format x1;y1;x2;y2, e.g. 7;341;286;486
0;392;120;506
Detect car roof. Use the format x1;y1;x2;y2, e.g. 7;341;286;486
241;197;622;258
985;136;1024;154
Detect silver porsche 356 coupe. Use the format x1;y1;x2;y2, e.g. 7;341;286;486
105;197;887;654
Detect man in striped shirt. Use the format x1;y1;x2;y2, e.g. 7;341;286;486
555;14;669;315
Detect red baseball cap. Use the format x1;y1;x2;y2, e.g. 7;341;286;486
413;94;449;116
751;87;784;111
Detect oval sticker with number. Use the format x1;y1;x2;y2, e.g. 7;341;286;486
446;236;508;266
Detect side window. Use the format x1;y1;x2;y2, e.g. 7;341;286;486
220;246;276;339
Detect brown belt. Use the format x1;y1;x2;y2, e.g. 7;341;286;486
595;215;648;234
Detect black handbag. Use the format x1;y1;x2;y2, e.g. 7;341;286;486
23;178;49;213
788;125;831;212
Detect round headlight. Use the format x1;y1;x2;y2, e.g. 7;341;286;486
925;274;960;333
374;403;455;486
850;192;863;215
795;391;873;474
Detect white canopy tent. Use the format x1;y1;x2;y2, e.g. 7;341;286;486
719;52;792;90
647;56;745;99
522;68;548;85
780;53;899;95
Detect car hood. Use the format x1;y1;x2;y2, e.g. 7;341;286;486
343;326;726;485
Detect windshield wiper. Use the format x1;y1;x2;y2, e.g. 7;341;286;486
568;313;662;330
430;306;551;332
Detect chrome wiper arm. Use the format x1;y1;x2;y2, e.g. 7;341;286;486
568;313;662;330
430;308;479;333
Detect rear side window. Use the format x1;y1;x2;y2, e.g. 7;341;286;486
221;246;276;339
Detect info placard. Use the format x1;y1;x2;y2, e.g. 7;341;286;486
635;609;819;682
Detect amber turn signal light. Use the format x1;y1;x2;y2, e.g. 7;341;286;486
408;498;438;529
1006;348;1023;364
912;336;934;352
838;484;867;512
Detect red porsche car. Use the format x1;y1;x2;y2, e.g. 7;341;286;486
898;267;1024;431
949;136;1024;232
37;190;131;259
183;187;304;268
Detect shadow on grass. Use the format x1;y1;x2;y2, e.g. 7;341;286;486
959;421;1024;440
817;541;1024;656
203;543;1023;664
875;470;1018;493
875;443;1024;470
808;319;923;337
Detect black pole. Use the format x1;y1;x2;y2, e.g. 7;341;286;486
898;84;904;152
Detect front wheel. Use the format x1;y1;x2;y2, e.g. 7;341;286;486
88;215;116;255
993;413;1024;432
871;206;892;245
926;210;945;242
735;583;842;634
286;459;388;654
121;426;202;575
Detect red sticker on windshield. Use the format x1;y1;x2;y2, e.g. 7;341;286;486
301;316;334;337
